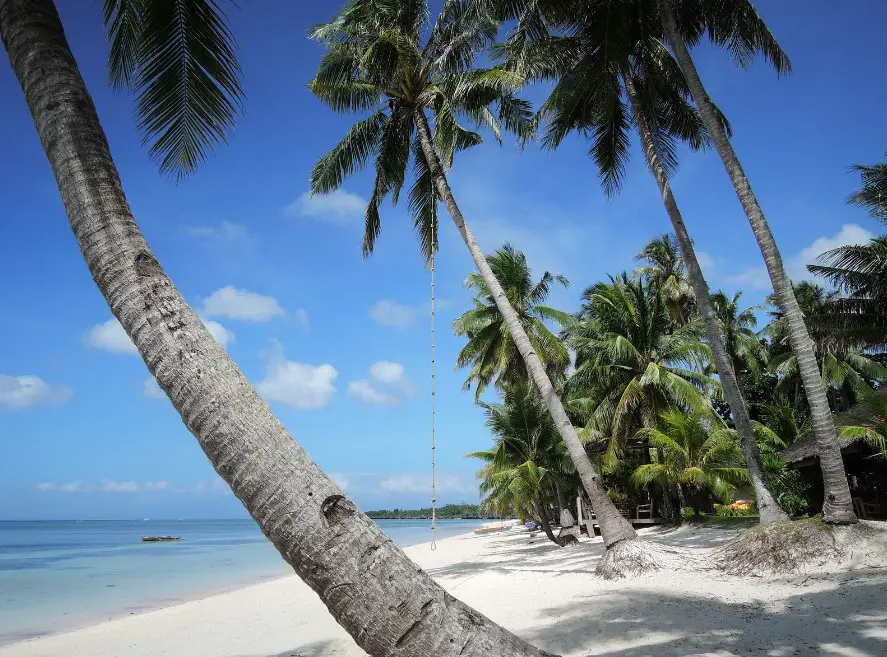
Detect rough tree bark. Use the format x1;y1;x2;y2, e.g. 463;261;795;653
413;108;637;548
657;0;856;524
0;1;558;655
623;74;788;524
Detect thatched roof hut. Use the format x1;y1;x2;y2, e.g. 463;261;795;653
778;434;870;468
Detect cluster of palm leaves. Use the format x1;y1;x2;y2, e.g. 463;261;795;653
461;232;887;526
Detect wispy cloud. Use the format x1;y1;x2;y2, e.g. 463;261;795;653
86;317;233;353
723;223;875;291
368;299;452;329
789;224;874;281
0;374;72;410
36;480;169;493
36;481;84;493
283;190;366;224
348;361;414;406
201;286;285;322
181;221;255;245
257;341;338;410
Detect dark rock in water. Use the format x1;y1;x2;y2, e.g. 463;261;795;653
141;536;181;542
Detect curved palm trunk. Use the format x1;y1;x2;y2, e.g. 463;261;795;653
657;0;856;524
0;3;555;655
623;76;788;524
413;109;637;548
534;498;563;547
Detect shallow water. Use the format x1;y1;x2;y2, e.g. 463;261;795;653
0;518;481;644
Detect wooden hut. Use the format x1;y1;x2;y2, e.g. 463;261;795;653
779;434;886;520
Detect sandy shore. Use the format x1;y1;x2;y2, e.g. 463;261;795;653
3;524;886;657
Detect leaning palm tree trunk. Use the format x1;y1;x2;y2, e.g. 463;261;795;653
0;2;554;654
623;76;788;524
413;109;637;548
657;0;856;524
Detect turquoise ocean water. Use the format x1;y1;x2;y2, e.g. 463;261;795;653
0;518;482;645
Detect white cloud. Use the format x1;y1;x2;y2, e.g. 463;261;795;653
87;316;233;354
347;380;400;406
379;474;474;496
144;481;168;491
37;481;84;493
294;309;310;332
789;224;874;281
284;190;367;224
257;342;337;410
182;221;254;244
85;318;137;354
0;375;72;410
368;361;414;394
369;299;420;328
725;266;772;292
204;320;235;347
348;361;414;406
201;286;285;322
723;224;875;291
101;479;139;493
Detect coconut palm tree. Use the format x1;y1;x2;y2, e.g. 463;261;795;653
0;1;551;654
469;381;577;546
710;291;768;380
848;154;887;223
838;390;887;461
488;0;787;522
635;234;695;324
765;282;887;412
568;275;717;468
309;0;637;548
633;409;749;515
654;0;857;523
453;243;574;401
808;237;887;349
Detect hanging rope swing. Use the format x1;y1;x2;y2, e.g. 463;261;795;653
429;209;437;551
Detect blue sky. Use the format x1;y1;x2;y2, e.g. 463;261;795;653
1;1;885;520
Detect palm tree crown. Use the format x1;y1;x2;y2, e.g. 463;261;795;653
567;274;715;461
102;0;244;178
453;244;574;400
309;0;528;259
711;290;767;378
635;234;695;323
633;409;749;508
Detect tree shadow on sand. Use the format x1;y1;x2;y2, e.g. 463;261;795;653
522;570;887;656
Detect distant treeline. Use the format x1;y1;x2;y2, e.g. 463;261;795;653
366;503;498;519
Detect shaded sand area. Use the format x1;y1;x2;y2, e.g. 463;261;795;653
3;524;886;656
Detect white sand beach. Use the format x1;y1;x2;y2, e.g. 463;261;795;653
3;524;886;657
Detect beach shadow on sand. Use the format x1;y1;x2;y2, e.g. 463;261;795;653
524;569;887;656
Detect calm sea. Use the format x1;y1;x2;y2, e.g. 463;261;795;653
0;518;482;645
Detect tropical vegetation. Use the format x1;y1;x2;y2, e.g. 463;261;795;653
3;0;887;653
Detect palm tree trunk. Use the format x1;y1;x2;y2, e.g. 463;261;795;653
623;75;788;524
555;483;575;526
413;108;637;548
657;0;856;524
534;498;563;547
0;3;554;655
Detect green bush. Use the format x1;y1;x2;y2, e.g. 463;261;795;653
681;507;698;519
